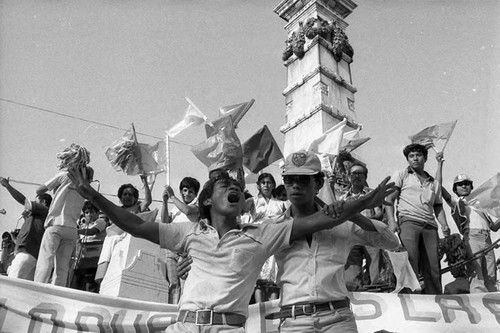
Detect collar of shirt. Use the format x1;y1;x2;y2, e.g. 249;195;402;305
406;166;434;181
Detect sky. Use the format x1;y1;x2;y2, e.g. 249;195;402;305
1;0;499;261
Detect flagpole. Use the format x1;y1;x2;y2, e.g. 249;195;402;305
441;119;458;152
165;132;170;185
131;123;145;175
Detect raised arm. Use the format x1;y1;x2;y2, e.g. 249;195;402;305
139;174;152;212
0;177;27;205
68;167;159;244
290;177;395;240
161;186;172;223
435;152;452;205
165;185;199;217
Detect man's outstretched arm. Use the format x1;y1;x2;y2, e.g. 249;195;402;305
290;176;395;240
68;167;160;244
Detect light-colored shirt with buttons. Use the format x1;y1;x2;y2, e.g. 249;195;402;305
275;205;399;306
158;218;293;317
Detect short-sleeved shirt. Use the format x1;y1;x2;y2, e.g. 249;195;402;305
44;171;85;228
158;218;293;317
15;201;48;259
391;167;442;226
275;205;399;306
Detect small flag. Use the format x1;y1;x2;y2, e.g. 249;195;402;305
340;127;371;152
191;116;243;172
307;118;347;156
409;120;458;152
242;125;283;174
467;172;500;219
219;99;255;127
166;97;211;137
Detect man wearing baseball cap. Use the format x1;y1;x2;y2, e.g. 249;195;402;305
436;153;500;292
268;150;400;332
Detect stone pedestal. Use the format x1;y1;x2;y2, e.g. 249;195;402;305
99;233;169;303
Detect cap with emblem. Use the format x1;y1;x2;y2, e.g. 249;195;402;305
453;174;473;185
282;150;321;176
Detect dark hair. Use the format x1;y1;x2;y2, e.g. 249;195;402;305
198;174;242;223
274;184;286;197
117;184;139;201
257;173;276;195
208;168;230;181
179;177;201;195
349;163;368;177
37;193;53;207
82;200;98;213
403;143;428;160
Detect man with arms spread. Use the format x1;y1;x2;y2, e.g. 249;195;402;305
268;151;399;332
385;143;450;294
0;176;52;280
67;151;394;332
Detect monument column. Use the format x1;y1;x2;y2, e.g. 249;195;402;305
274;0;359;156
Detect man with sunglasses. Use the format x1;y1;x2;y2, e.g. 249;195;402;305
267;151;399;333
436;153;500;292
66;153;395;332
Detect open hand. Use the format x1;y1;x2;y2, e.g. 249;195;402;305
364;176;395;208
67;166;96;200
322;200;344;219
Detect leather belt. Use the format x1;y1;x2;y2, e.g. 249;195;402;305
265;299;350;320
178;309;246;327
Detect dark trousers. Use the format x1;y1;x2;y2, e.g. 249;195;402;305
399;219;442;294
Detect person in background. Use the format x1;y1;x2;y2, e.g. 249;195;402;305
71;200;107;292
161;176;200;304
95;176;152;284
0;176;52;280
341;163;385;290
385;143;450;294
436;152;500;292
1;232;15;275
274;184;288;202
34;144;93;286
246;173;287;302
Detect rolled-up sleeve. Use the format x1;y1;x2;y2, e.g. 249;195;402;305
353;219;400;250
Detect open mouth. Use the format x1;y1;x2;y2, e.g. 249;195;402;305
227;192;240;203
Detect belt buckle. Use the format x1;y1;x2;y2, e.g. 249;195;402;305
301;304;316;315
195;310;213;325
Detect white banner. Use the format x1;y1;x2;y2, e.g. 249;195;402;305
1;275;499;332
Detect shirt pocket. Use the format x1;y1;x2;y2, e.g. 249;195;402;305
229;248;256;276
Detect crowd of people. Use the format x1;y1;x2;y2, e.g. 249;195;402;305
1;142;499;332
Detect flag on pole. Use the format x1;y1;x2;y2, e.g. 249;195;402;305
191;116;243;172
408;120;458;152
307;118;348;156
105;128;166;176
218;99;255;127
242;125;283;174
467;172;500;219
166;97;211;137
340;127;371;152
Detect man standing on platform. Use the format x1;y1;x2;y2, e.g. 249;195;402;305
385;143;450;294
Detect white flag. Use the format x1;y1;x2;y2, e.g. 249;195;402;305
307;118;347;156
166;97;211;137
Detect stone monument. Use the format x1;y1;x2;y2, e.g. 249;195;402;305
274;0;359;156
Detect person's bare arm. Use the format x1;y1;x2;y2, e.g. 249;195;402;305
0;177;27;205
139;175;152;212
384;189;400;233
161;187;172;223
434;204;450;237
166;185;199;216
68;167;159;244
290;177;395;240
